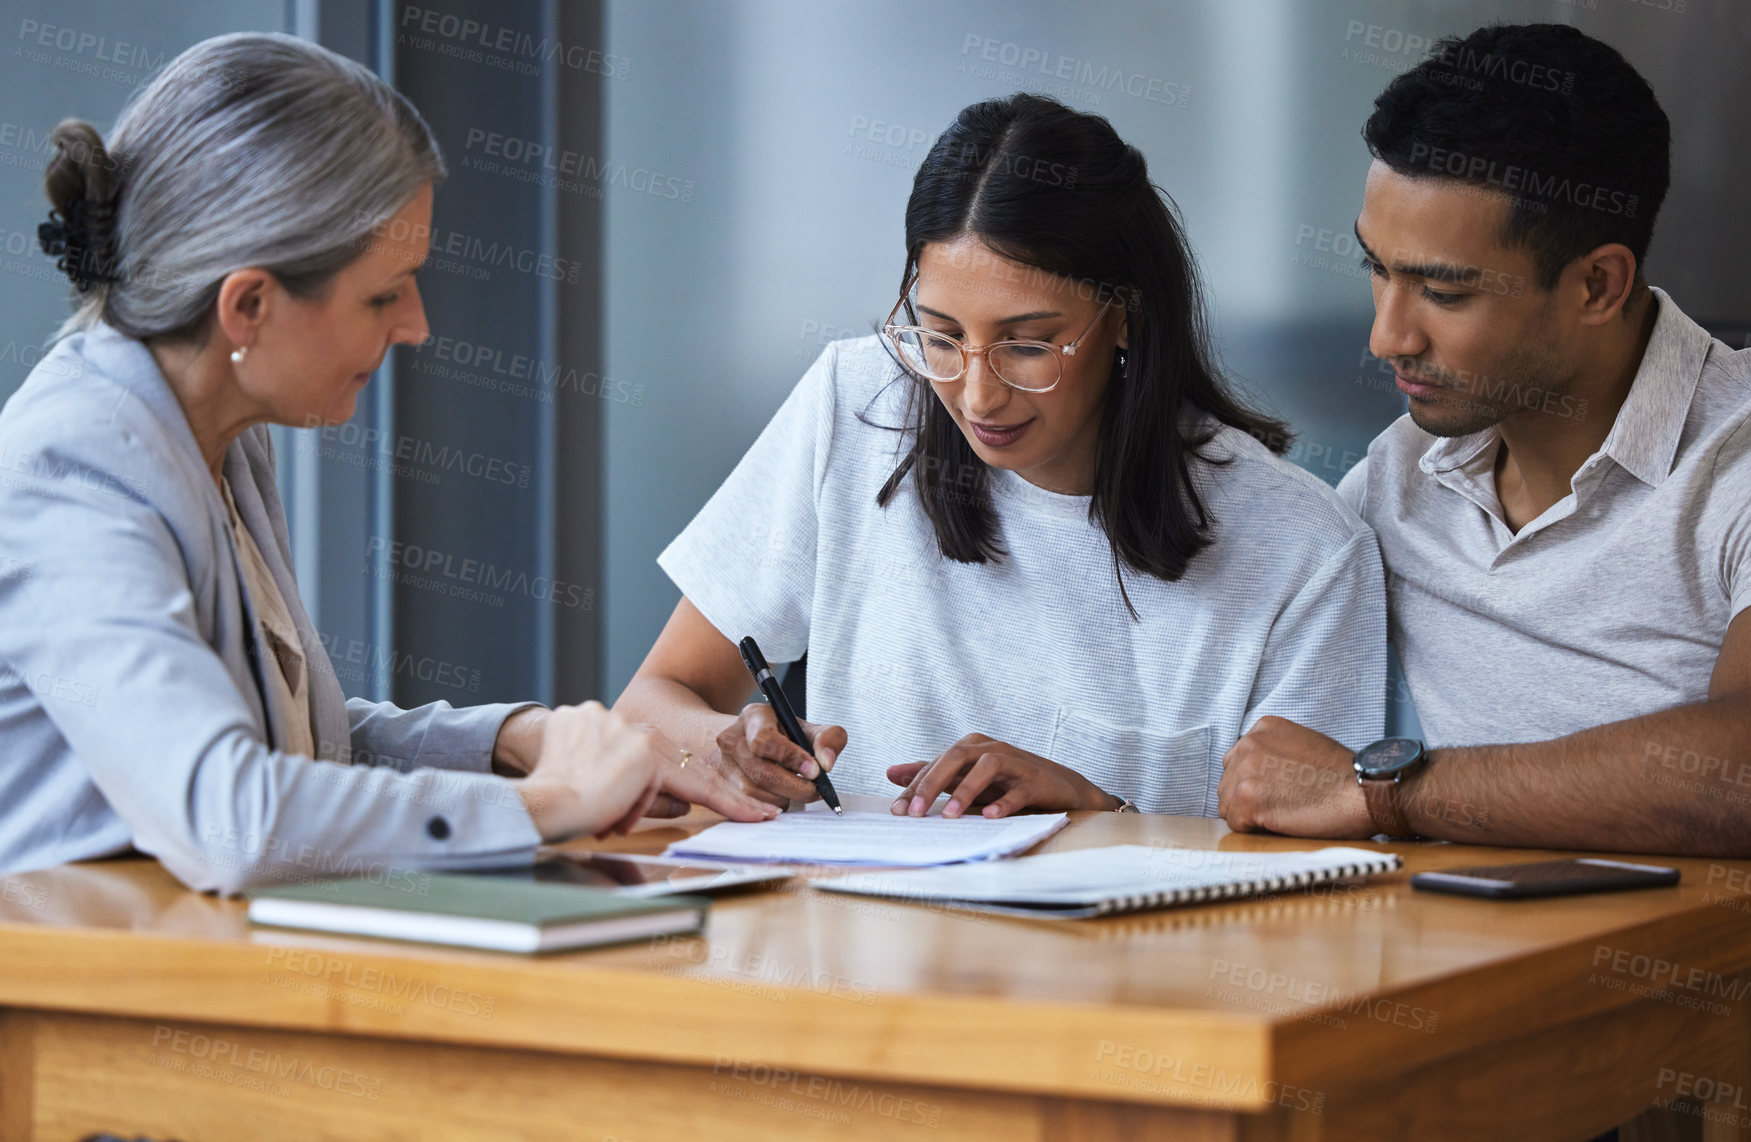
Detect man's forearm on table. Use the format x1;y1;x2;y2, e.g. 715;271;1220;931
1399;697;1751;856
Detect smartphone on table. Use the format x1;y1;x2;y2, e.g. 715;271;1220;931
1411;858;1680;899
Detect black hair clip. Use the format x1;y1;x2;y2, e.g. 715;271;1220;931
38;198;116;293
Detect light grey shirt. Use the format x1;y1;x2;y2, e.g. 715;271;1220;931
0;325;542;892
659;335;1386;814
1338;288;1751;747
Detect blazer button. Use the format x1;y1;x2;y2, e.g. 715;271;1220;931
426;816;451;841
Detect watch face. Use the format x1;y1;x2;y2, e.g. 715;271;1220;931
1355;737;1425;779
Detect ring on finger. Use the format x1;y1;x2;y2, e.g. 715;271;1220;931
679;749;692;769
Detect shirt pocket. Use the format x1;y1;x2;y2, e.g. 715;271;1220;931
1046;709;1215;816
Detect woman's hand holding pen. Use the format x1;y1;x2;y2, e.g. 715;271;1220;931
717;703;848;808
888;734;1122;818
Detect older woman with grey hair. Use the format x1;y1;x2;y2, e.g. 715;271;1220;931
0;32;775;894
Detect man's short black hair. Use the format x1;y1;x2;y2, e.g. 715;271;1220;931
1363;22;1670;291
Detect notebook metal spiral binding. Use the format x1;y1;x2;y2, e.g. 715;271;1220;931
1092;854;1398;916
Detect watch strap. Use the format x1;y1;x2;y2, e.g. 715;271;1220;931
1359;775;1414;838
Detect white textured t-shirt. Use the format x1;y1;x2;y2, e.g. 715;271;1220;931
1339;288;1751;748
659;336;1386;814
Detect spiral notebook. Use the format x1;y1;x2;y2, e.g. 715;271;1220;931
811;844;1402;919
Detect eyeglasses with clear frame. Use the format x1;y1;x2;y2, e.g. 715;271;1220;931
881;271;1117;394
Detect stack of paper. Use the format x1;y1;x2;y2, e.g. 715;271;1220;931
664;811;1068;866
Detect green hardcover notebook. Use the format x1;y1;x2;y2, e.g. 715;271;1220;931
248;874;708;954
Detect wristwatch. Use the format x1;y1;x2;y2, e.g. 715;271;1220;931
1114;797;1140;813
1352;738;1428;839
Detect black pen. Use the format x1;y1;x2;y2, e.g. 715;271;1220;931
737;636;842;816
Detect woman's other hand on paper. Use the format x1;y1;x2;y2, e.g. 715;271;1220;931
887;734;1121;818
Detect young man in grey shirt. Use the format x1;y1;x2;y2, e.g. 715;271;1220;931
1218;22;1751;858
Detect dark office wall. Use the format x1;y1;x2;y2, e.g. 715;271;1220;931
382;0;606;707
387;1;551;708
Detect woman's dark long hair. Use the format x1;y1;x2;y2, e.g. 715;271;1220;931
872;93;1289;616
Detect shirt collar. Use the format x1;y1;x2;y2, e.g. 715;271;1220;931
1418;427;1496;477
1417;287;1710;488
1597;287;1710;487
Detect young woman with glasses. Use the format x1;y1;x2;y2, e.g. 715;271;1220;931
617;94;1386;820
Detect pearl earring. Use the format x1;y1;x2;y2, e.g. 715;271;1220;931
230;346;248;364
1115;348;1128;376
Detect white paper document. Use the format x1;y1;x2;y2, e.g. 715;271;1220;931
664;811;1069;867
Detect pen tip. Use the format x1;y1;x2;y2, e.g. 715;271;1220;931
833;805;843;816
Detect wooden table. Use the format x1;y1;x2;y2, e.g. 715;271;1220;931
3;808;1750;1141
